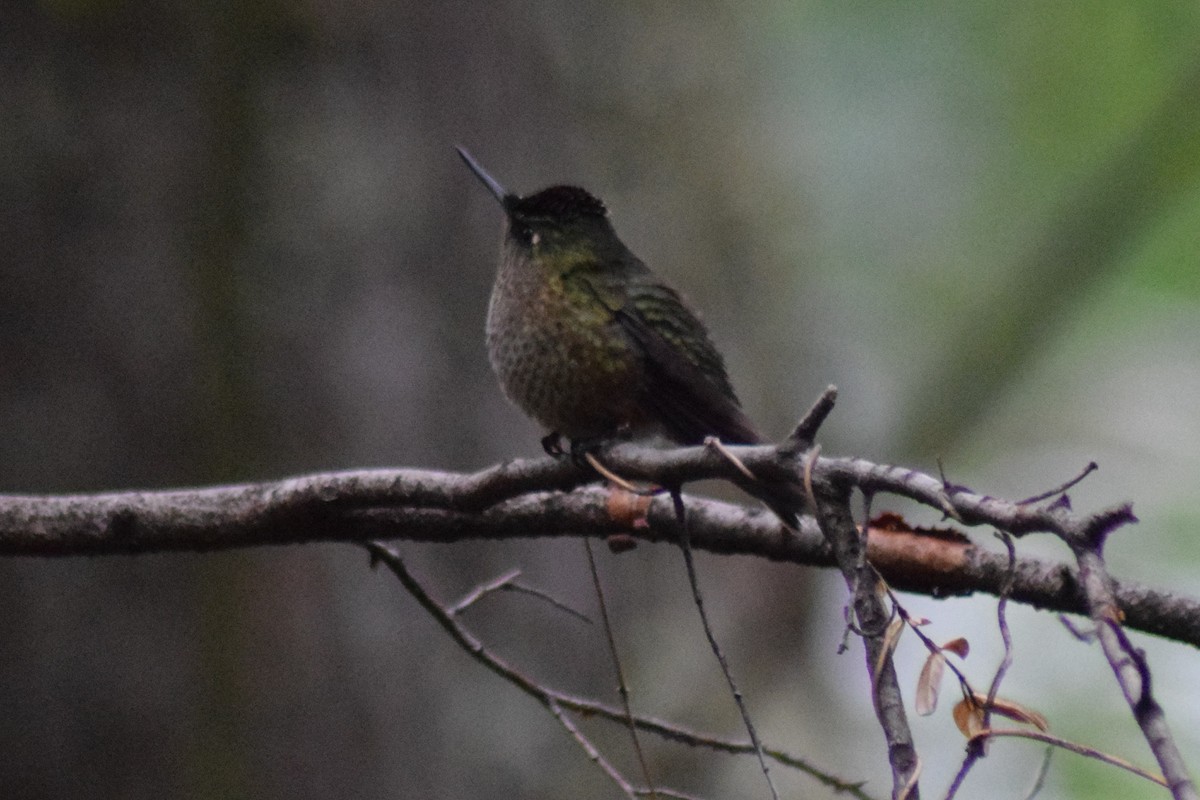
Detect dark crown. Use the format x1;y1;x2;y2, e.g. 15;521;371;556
509;186;607;221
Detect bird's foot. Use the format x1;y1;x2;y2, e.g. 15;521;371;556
542;430;639;477
567;436;607;469
541;432;566;457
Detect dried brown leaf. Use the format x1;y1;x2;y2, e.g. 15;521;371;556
973;692;1049;731
915;651;945;716
953;696;986;739
941;637;970;659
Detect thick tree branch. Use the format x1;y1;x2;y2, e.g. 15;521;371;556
0;450;1197;651
0;450;1195;643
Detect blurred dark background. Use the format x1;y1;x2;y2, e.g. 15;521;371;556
2;2;1199;798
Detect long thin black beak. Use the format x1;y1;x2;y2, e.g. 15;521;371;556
456;146;511;207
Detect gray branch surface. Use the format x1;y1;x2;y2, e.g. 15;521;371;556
0;445;1194;649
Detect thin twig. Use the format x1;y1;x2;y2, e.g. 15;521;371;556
669;490;779;800
449;568;593;624
548;696;638;798
982;532;1018;726
944;532;1021;799
968;728;1166;787
934;459;965;523
635;788;709;800
1022;745;1054;800
943;753;972;800
1018;462;1098;505
1058;615;1096;642
505;581;594;624
888;593;973;697
583;537;657;797
363;542;875;800
449;568;523;615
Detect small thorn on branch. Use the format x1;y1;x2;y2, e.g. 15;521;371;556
781;385;838;454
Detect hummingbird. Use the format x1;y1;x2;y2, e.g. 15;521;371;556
458;147;801;528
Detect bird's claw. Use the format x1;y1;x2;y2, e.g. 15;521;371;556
541;432;566;457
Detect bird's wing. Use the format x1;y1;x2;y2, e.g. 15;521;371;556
575;272;762;445
571;269;801;527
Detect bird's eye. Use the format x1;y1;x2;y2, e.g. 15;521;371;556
512;224;539;247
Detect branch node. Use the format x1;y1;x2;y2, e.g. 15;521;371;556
1083;503;1138;549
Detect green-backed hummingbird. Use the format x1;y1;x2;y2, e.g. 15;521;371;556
458;147;801;527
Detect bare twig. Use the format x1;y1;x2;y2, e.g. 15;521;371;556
1058;615;1096;642
889;593;973;698
968;728;1166;787
943;752;972;800
635;789;709;800
933;459;966;523
449;568;523;615
449;568;592;623
1018;462;1098;505
1022;745;1054;800
982;532;1018;726
583;537;657;797
669;490;779;800
363;541;874;799
508;581;594;624
943;532;1022;800
548;696;638;798
1012;462;1099;501
1022;748;1051;800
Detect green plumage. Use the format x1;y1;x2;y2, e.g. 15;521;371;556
459;148;799;527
